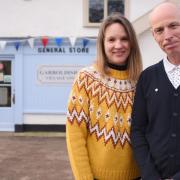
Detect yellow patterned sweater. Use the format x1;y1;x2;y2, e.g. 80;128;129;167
66;65;140;180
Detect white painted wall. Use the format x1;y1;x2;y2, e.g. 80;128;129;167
138;30;165;69
129;0;164;21
24;114;66;125
0;0;165;36
0;0;98;37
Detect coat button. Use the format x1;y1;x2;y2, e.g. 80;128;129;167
171;133;176;137
173;112;178;117
169;154;175;158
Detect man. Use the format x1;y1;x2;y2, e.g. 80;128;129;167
131;2;180;180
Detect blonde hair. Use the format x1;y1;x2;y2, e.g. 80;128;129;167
96;13;142;82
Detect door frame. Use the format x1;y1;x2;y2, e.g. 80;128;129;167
0;54;15;131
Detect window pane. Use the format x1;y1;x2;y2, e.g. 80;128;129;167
0;87;11;107
0;61;11;107
108;0;124;16
89;0;104;23
0;61;11;83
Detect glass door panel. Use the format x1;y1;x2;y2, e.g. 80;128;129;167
0;61;11;107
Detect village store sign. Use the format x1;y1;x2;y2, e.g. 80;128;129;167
37;65;83;84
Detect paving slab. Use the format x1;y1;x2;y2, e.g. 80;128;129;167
0;133;73;180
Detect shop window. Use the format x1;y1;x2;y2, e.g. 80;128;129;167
0;61;11;107
83;0;129;27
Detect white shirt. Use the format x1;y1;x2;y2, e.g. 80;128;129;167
163;57;180;89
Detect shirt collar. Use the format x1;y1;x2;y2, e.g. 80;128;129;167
163;56;180;73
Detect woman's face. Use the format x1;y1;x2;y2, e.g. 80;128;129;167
104;23;130;65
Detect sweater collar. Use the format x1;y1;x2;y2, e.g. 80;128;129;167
107;67;128;80
106;62;128;71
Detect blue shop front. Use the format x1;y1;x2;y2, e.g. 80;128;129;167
0;37;96;132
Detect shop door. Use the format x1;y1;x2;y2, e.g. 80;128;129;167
0;60;14;131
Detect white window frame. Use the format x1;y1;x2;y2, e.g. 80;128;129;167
83;0;129;27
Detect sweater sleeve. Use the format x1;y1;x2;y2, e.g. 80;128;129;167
130;73;160;180
66;71;94;180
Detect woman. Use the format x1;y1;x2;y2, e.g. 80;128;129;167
66;13;142;180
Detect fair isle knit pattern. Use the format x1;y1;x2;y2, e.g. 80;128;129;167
66;65;140;180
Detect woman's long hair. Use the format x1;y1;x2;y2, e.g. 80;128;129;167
96;13;143;82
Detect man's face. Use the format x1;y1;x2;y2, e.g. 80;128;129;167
150;4;180;57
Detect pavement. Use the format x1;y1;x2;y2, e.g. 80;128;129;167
0;132;74;180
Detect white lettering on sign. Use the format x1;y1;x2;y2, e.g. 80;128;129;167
37;47;89;54
37;65;83;84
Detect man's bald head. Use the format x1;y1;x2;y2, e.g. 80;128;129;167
149;2;180;27
148;2;180;64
